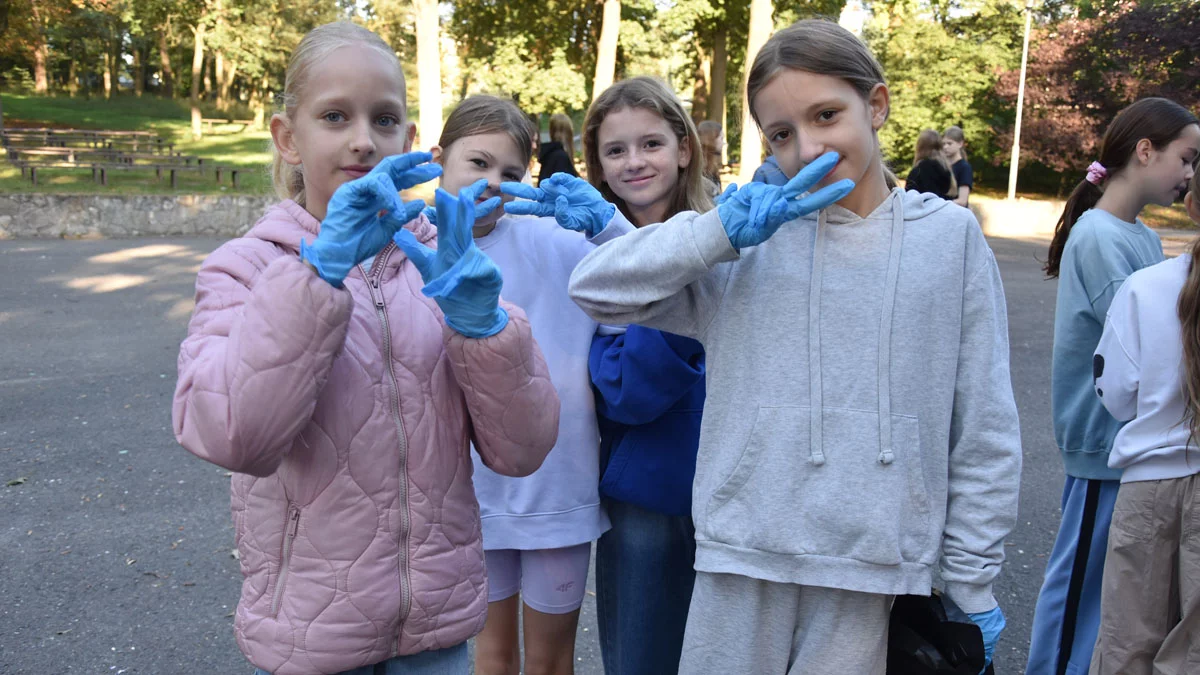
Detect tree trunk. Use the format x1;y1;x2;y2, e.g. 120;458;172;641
252;73;267;129
134;46;145;97
709;24;729;165
191;22;207;139
592;0;621;102
738;0;772;182
0;95;5;133
103;51;114;99
30;1;49;93
414;0;442;149
692;39;709;123
67;59;78;96
159;28;174;97
214;0;225;108
223;60;237;106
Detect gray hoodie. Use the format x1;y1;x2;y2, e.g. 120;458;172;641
568;188;1021;614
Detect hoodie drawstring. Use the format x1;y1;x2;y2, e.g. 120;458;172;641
808;210;828;466
876;193;905;465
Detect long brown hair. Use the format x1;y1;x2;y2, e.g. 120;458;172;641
1044;97;1199;278
439;95;536;167
913;129;957;196
583;76;714;222
549;113;575;161
1177;169;1200;443
271;21;404;206
746;19;897;190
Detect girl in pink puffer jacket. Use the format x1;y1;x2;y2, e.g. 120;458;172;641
172;21;559;675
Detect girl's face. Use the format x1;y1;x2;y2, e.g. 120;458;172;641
942;137;963;159
597;106;691;227
271;45;414;220
435;131;526;230
754;68;890;216
1138;124;1200;206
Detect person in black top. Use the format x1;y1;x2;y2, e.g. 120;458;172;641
905;128;957;199
942;125;973;206
537;113;579;184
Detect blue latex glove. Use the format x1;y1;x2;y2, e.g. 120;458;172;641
391;179;508;338
300;172;417;288
968;606;1006;672
500;172;616;237
716;151;856;250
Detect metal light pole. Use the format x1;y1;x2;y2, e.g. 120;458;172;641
1007;0;1035;200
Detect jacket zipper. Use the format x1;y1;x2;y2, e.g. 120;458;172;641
270;504;300;617
359;248;413;655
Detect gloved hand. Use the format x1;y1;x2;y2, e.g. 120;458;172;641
716;151;855;250
500;172;617;237
967;606;1006;673
301;172;414;288
391;179;508;338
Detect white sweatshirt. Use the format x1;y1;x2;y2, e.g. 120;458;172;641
1095;253;1200;483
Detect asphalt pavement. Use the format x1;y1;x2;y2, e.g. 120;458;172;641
1;232;1181;674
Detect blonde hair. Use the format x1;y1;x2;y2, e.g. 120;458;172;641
913;129;957;196
746;19;897;189
583;76;714;222
270;21;405;206
549;113;576;162
697;120;723;182
439;95;536;167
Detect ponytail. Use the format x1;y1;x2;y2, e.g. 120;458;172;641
1044;179;1103;278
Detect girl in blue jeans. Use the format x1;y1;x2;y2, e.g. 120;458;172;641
581;76;713;675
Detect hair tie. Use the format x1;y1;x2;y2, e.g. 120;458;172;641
1085;161;1108;185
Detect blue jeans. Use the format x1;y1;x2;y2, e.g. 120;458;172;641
1026;477;1120;675
253;641;468;675
595;499;696;675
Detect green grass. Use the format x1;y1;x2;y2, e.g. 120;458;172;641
1;92;274;196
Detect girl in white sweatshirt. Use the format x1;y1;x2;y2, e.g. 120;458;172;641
1091;165;1200;674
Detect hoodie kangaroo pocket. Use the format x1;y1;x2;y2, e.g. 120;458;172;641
705;406;935;566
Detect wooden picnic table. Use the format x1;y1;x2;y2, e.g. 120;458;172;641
201;118;256;133
2;130;173;154
12;158;241;189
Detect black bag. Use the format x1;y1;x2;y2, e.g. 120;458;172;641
887;594;996;675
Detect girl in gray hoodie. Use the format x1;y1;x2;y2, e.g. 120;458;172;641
567;19;1022;674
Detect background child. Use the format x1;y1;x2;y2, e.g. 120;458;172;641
172;21;559;675
429;94;631;675
905;128;956;199
1089;161;1200;675
538;113;579;184
697;120;725;196
942;125;972;207
1028;97;1199;675
568;20;1021;673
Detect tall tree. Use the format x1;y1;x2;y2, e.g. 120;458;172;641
30;0;50;92
738;0;771;181
414;0;440;149
190;5;208;138
593;0;621;101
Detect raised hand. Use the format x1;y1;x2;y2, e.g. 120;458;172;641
501;172;617;237
716;151;855;250
391;180;508;338
301;172;410;288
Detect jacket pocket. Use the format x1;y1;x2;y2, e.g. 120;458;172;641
270;503;300;617
704;406;935;566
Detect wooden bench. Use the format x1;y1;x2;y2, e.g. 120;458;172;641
12;159;240;189
201;118;256;133
1;130;174;154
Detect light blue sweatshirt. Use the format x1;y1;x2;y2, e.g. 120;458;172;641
568;189;1022;614
1051;208;1163;480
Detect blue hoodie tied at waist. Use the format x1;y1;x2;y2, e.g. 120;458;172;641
589;326;705;517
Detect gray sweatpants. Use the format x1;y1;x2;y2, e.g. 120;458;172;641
678;572;894;675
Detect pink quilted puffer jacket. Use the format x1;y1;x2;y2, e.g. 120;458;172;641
172;200;559;675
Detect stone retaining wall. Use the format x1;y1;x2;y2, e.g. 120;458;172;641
0;193;276;239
